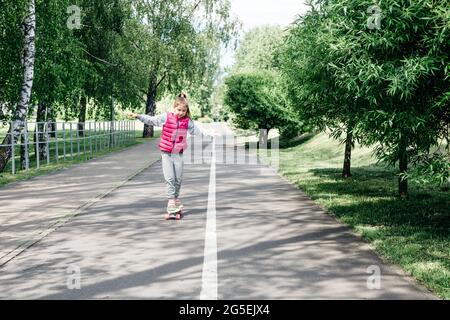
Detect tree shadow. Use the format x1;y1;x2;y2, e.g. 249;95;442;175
278;132;317;149
297;167;450;231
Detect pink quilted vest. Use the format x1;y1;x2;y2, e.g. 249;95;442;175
159;112;189;154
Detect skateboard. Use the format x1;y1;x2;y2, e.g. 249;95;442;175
165;206;183;220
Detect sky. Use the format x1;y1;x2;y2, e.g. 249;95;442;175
221;0;310;69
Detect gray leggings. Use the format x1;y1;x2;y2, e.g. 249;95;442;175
161;151;184;199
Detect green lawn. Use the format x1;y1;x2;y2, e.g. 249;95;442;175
262;132;450;299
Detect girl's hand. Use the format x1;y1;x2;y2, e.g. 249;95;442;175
127;112;139;119
208;129;220;138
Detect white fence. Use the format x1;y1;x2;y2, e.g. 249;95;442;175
0;120;136;174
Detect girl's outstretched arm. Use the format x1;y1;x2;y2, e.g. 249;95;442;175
128;113;166;127
188;120;219;139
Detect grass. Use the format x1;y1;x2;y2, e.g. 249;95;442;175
0;129;160;187
260;131;450;299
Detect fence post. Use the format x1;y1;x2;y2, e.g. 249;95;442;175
107;121;111;149
94;121;97;154
11;122;15;175
101;121;104;150
46;122;50;165
77;122;80;157
110;97;115;148
24;120;30;171
35;122;40;169
55;121;59;163
109;120;114;148
70;122;73;159
63;122;66;160
83;122;86;160
89;121;92;158
118;121;121;146
118;121;120;146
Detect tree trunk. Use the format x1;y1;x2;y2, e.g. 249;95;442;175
19;106;33;170
78;95;87;137
34;101;48;161
20;129;30;170
143;76;158;138
47;104;56;138
342;126;353;178
0;0;36;173
398;135;408;197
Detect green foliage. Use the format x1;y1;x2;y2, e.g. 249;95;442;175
74;0;133;113
224;70;290;133
120;0;238;109
0;0;239;170
404;150;450;188
33;0;87;117
280;0;450;189
230;25;285;74
0;0;28;122
227;25;302;138
0;0;238;121
210;80;230;122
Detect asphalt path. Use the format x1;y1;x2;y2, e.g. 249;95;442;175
0;123;436;299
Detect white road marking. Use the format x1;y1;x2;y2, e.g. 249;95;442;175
200;136;218;300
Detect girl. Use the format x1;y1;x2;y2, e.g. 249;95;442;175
128;92;216;217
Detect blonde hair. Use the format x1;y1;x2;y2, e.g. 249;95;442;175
173;92;191;118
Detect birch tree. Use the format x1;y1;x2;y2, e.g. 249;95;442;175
0;0;36;172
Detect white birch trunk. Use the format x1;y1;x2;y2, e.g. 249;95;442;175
0;0;36;172
18;0;36;122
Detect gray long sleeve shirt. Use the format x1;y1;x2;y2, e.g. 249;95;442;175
137;113;212;138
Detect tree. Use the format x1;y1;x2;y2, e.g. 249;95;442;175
281;0;449;194
0;0;28;122
32;0;87;159
229;25;302;142
124;0;239;138
317;0;450;196
73;0;131;136
190;35;221;118
230;25;285;74
210;78;229;121
224;70;292;146
280;2;362;178
0;0;36;172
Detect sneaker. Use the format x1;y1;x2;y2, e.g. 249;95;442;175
167;199;178;212
175;198;183;208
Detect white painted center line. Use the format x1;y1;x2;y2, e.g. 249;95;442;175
200;137;218;300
